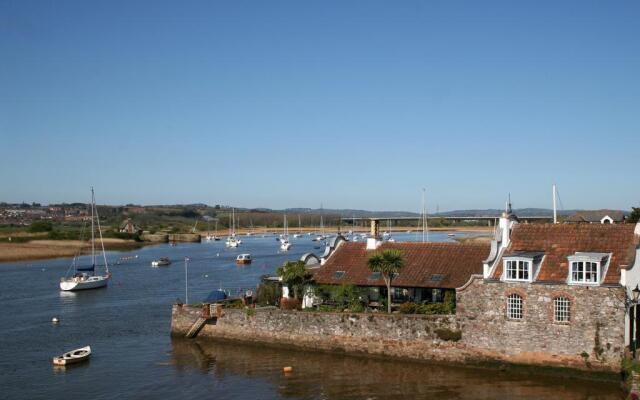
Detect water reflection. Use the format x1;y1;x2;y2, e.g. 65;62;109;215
171;339;622;400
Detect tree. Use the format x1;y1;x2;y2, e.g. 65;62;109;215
368;249;405;313
629;207;640;224
276;261;312;299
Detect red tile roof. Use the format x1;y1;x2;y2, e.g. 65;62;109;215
490;224;638;284
313;242;490;289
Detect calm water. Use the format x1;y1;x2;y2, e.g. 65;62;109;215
0;232;622;399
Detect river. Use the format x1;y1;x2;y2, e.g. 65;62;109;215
0;232;622;399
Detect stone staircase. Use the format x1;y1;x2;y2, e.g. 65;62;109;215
185;317;208;338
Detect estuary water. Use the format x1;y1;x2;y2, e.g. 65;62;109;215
0;232;622;399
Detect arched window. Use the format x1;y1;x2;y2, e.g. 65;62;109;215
507;294;523;320
554;297;570;322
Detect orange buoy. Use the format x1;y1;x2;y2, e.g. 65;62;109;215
283;366;293;373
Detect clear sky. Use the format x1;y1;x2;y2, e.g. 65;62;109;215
1;0;638;212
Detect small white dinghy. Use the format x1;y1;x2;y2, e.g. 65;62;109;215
53;346;91;366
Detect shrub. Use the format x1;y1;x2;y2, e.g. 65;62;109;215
349;303;365;313
398;302;419;314
397;301;452;315
317;305;340;313
28;220;54;232
434;328;462;341
419;303;449;315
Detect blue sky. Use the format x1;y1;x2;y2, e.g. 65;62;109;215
1;0;638;212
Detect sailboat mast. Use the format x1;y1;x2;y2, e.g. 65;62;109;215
552;183;558;224
91;187;95;267
93;189;109;274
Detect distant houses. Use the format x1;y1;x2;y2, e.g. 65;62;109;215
119;218;142;234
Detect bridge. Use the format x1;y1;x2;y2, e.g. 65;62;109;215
340;215;554;226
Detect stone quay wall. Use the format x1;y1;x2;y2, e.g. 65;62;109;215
171;277;627;374
457;277;626;372
172;305;480;365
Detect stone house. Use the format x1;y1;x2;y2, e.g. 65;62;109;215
311;241;490;306
457;206;640;370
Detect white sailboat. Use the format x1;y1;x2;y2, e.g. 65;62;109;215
226;208;241;248
293;215;302;238
280;214;291;251
313;210;326;242
59;188;111;291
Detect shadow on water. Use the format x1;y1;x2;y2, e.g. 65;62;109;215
170;339;624;400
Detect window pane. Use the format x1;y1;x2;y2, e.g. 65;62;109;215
554;297;570;322
507;294;523;320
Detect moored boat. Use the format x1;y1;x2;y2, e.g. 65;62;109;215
53;346;91;366
236;254;252;264
279;214;291;251
151;257;171;267
59;188;110;292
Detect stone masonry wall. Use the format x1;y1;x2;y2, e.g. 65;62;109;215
172;305;479;365
457;277;626;372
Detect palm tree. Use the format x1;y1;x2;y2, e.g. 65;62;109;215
367;249;405;313
276;261;312;299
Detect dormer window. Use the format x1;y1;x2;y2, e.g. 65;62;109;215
506;260;530;281
567;252;609;285
502;252;544;283
570;261;598;283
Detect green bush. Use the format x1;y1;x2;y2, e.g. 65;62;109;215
398;301;453;315
398;302;418;314
28;220;54;232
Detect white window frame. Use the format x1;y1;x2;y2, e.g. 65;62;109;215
567;254;604;285
507;293;523;320
553;297;570;323
503;258;533;282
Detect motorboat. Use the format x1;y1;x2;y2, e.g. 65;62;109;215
53;346;91;366
151;257;171;267
236;254;252;264
60;188;110;292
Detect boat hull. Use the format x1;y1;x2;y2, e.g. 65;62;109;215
60;275;109;291
53;346;91;366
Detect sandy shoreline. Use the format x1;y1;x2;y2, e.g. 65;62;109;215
0;239;146;263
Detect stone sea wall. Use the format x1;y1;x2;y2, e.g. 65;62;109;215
172;306;477;365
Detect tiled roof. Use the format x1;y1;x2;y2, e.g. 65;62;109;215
565;210;626;223
491;224;638;284
313;242;490;289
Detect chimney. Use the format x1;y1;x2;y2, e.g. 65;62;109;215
367;219;381;250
